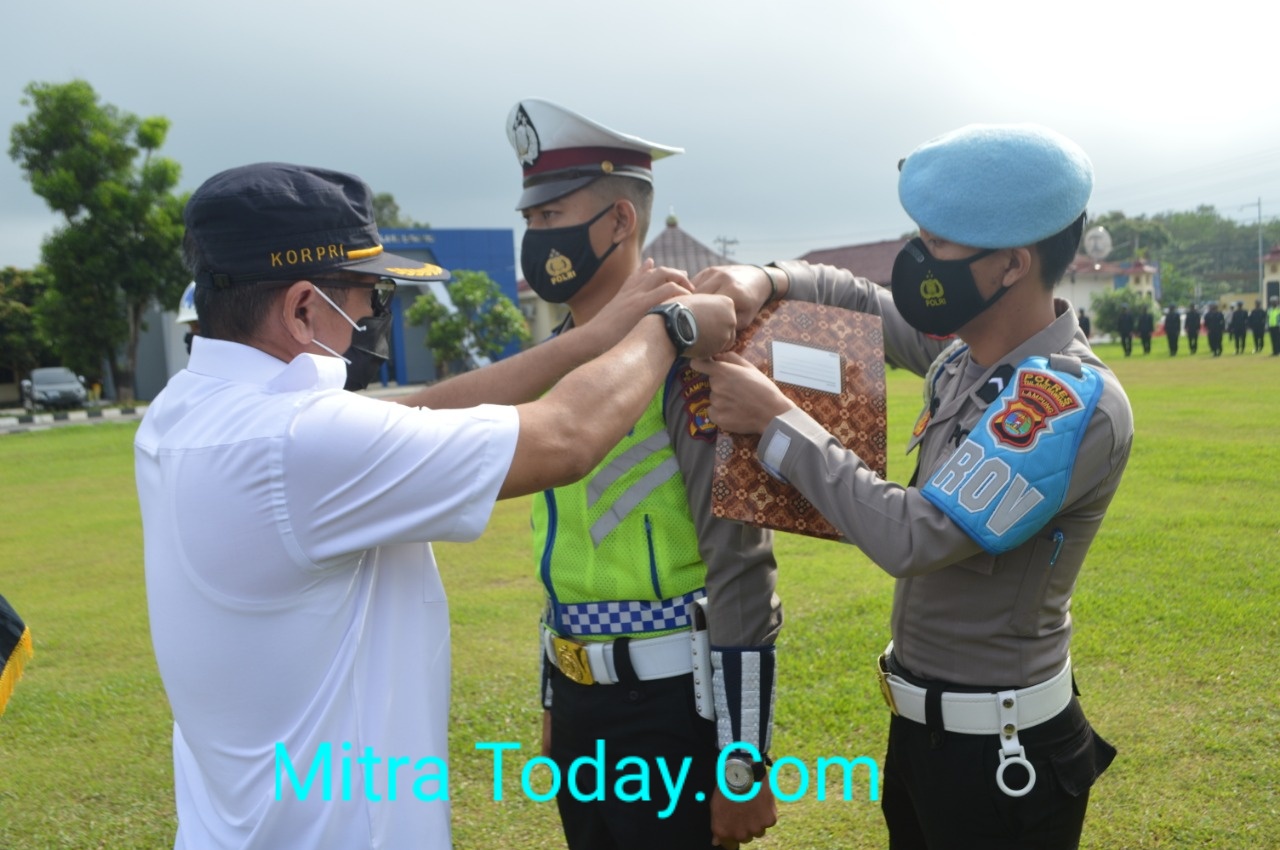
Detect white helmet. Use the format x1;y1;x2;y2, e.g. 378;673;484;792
175;281;198;324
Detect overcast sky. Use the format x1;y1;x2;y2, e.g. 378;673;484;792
4;0;1279;273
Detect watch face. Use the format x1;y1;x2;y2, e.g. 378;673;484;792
724;760;755;792
674;305;697;347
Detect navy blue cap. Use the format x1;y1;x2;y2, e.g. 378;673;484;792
898;124;1093;249
184;163;450;288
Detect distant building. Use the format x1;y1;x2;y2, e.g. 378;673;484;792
798;237;908;285
643;214;733;275
1061;256;1155;313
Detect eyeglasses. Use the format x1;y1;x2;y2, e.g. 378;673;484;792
259;274;398;317
367;279;396;316
310;275;397;317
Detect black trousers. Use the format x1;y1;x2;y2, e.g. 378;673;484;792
1119;333;1132;356
880;660;1116;850
1208;330;1224;355
1166;333;1179;355
1139;332;1152;353
548;662;720;850
1187;331;1199;353
1270;326;1280;355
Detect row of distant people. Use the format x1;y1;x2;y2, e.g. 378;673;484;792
1103;298;1280;357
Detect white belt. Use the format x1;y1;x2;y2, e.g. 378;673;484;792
883;657;1073;735
877;643;1074;798
542;627;692;685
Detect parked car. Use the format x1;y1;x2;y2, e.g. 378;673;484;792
21;366;88;411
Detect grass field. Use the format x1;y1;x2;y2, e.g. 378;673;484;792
0;342;1277;849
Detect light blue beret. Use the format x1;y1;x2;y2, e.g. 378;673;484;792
898;123;1093;249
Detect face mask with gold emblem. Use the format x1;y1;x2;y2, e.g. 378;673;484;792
890;237;1002;337
520;204;619;303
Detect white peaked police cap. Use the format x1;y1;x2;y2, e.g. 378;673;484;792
176;281;198;324
507;98;683;210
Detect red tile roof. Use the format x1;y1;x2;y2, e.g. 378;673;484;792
798;238;908;285
643;217;733;276
1067;256;1131;276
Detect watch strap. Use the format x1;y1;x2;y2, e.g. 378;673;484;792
646;302;692;356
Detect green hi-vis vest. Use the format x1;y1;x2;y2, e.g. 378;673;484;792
533;381;705;639
1269;307;1280;328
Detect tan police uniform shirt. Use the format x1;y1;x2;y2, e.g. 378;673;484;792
761;262;1133;687
665;363;783;647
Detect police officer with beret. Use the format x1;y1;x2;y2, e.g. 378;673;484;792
508;99;781;849
135;162;736;850
695;124;1132;849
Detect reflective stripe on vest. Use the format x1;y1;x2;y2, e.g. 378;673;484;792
590;456;681;546
534;381;705;633
588;431;674;507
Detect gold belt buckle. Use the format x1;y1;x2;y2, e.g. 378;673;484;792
876;652;899;715
552;636;595;686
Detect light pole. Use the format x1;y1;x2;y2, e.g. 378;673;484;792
1238;200;1263;304
714;236;738;260
1255;198;1263;304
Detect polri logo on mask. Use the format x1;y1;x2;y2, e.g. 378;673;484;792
520;205;620;304
545;250;576;285
891;238;1001;336
919;275;946;307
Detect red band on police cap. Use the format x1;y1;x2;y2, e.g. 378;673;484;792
523;146;652;179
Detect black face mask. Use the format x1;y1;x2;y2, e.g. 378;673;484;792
890;237;1003;337
520;204;620;303
341;314;391;392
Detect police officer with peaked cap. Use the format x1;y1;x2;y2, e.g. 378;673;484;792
510;98;782;849
694;123;1132;849
175;280;199;354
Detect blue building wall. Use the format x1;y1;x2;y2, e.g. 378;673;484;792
379;228;520;386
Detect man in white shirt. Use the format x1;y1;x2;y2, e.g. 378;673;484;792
135;162;734;849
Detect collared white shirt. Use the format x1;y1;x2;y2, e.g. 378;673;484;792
135;337;519;849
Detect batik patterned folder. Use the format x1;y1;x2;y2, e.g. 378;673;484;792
711;300;887;540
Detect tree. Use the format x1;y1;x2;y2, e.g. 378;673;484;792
372;192;430;229
403;270;530;379
1089;287;1157;337
1089;206;1280;304
8;80;188;401
0;266;55;381
1089;211;1172;263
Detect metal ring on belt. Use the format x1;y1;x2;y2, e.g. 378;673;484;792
542;627;693;686
876;642;1073;797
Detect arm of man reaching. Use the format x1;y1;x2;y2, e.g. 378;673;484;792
498;293;734;500
399;260;692;410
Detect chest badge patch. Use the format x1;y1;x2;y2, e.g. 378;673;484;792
991;370;1080;449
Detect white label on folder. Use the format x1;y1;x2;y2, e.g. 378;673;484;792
771;340;842;394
